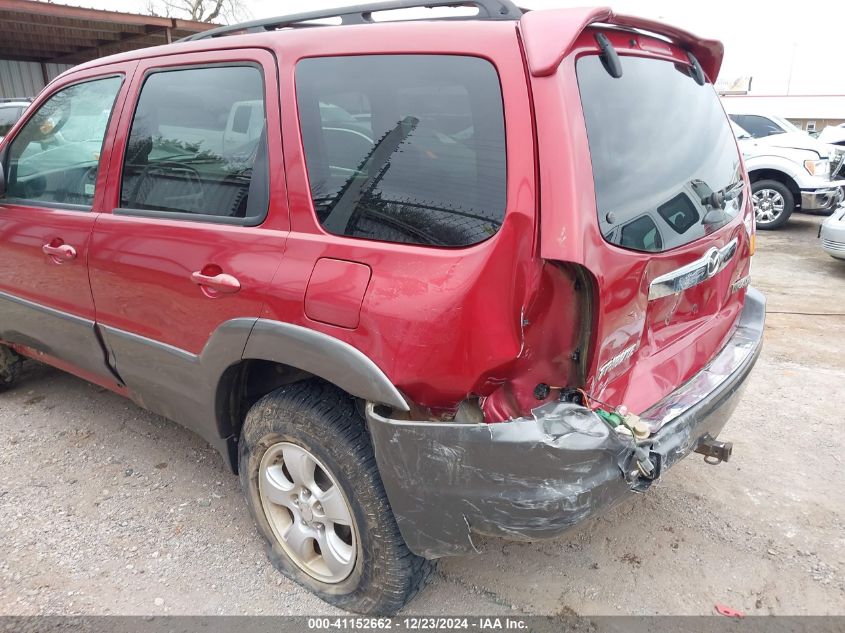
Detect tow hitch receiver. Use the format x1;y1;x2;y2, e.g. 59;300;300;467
694;434;733;465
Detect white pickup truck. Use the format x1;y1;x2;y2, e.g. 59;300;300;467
728;114;845;229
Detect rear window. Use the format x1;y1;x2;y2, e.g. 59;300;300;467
296;55;506;247
577;54;742;253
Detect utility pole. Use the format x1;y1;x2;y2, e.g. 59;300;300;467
786;42;797;95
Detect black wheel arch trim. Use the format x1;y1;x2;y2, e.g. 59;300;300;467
242;319;409;413
98;317;408;470
1;291;409;469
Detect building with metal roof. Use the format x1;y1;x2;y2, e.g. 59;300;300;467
0;0;215;98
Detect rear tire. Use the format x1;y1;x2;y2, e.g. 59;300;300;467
0;346;22;392
238;380;435;615
752;179;794;230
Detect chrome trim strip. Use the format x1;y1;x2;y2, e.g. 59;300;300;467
101;324;199;364
640;286;765;433
648;238;739;301
0;289;93;326
0;290;115;382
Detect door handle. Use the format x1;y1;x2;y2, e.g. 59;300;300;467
42;242;77;263
191;270;241;295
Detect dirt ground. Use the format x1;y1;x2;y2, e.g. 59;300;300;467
1;213;843;617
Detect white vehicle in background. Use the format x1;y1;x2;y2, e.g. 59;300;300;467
818;123;845;147
729;119;845;229
820;206;845;260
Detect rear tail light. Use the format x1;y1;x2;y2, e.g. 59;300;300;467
743;187;755;256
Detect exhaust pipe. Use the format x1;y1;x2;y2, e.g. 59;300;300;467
694;434;733;465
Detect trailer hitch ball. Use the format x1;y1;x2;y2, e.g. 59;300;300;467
694;434;733;465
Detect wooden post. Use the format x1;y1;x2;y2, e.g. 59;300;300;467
39;61;49;88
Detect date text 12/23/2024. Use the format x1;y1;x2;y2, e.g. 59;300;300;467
307;617;529;630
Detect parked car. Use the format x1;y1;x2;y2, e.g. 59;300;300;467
820;205;845;260
724;111;845;174
726;111;807;139
0;99;31;143
729;119;845;229
0;0;764;615
818;123;845;147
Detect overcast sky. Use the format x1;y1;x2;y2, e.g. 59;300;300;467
49;0;845;95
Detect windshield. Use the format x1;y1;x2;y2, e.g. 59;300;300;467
771;115;804;134
577;54;743;253
730;120;752;139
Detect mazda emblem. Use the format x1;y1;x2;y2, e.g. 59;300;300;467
705;248;721;277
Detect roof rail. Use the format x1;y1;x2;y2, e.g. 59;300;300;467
178;0;522;42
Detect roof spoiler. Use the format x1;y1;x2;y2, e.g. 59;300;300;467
519;7;724;82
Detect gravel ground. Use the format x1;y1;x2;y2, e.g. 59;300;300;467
1;213;843;617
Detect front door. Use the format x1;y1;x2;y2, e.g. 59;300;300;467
88;50;288;444
0;66;134;385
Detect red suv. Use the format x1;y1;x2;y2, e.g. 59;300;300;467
0;0;764;615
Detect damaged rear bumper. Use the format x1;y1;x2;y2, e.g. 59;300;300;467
367;287;766;559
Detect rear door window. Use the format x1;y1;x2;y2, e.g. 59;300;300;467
119;65;268;223
577;54;743;253
296;55;506;247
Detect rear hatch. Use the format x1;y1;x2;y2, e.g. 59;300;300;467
527;19;754;415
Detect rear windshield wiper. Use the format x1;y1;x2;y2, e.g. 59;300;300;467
699;179;743;210
322;116;419;234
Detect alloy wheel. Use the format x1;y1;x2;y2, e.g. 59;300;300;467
752;188;785;225
258;441;357;583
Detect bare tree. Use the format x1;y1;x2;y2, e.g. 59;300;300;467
145;0;248;24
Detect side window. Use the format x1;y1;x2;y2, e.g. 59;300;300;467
2;77;122;208
120;65;268;222
620;215;663;252
296;55;507;247
657;192;699;234
731;114;784;138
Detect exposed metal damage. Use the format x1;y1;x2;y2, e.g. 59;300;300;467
367;399;640;558
366;288;765;559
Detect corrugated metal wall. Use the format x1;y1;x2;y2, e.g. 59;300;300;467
0;60;74;99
